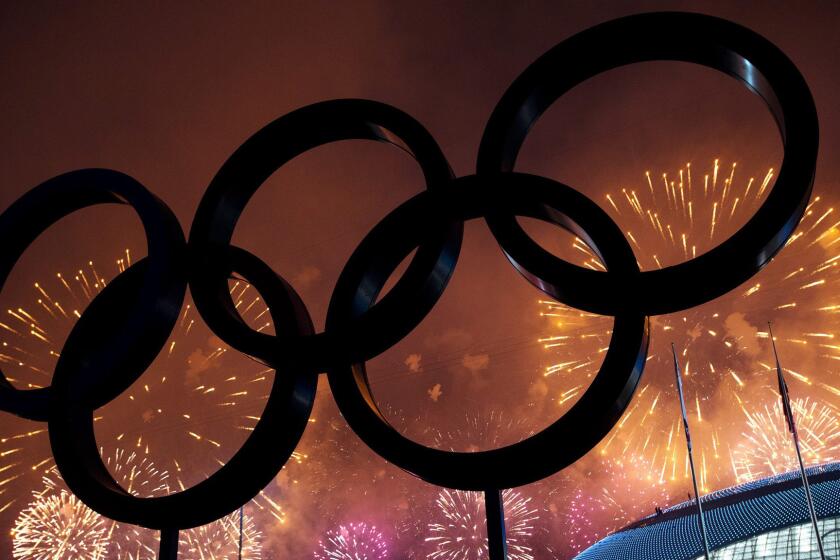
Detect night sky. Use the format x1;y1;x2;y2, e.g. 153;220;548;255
1;2;839;558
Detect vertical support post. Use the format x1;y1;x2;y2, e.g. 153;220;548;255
239;505;245;560
159;527;179;560
485;488;507;560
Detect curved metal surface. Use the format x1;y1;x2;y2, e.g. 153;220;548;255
478;11;818;316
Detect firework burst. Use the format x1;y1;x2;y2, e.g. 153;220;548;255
314;522;388;560
180;510;263;560
564;457;671;554
11;489;110;559
428;409;534;452
36;447;169;560
732;396;840;482
424;488;539;560
540;158;840;494
0;256;113;512
0;251;283;521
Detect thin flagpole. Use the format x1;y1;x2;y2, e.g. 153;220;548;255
768;323;826;560
672;343;712;560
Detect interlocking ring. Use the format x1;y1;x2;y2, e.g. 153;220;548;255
0;169;186;421
326;172;648;490
48;246;317;529
479;11;818;315
189;99;461;371
0;10;818;549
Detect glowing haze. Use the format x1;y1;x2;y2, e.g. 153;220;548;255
1;2;839;558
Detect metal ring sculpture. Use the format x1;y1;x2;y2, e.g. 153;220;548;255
0;11;818;559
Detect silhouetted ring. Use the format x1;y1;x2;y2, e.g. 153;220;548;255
478;11;818;316
0;169;186;421
48;246;317;529
189;99;461;372
326;172;649;490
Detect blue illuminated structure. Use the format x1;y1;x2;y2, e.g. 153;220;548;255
574;463;840;559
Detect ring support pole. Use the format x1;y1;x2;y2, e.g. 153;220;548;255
486;489;507;559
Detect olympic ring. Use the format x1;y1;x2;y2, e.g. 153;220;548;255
0;169;186;421
326;172;649;490
189;99;461;370
0;10;818;549
48;246;317;529
478;11;818;316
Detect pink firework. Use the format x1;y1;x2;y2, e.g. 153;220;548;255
566;457;672;553
314;522;388;560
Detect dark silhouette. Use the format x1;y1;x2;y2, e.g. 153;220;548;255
0;11;818;559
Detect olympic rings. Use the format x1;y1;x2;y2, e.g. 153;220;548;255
0;10;818;544
478;11;818;316
326;172;649;490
